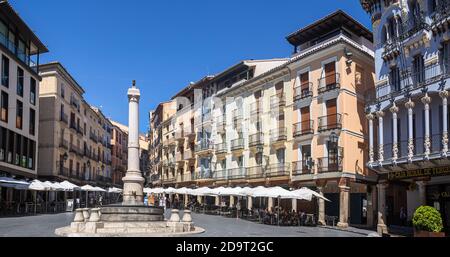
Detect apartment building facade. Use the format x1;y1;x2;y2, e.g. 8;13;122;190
149;10;376;228
110;122;128;187
38;62;112;188
0;1;48;180
361;0;450;233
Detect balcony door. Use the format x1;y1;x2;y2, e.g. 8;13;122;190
326;98;337;129
301;106;310;133
324;62;336;88
301;145;311;170
300;72;309;96
327;141;339;171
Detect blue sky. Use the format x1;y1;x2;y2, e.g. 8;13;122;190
10;0;371;133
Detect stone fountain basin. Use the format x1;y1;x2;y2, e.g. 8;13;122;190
100;205;164;222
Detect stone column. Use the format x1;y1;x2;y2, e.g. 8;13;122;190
377;183;388;235
268;197;274;210
317;186;326;226
440;90;449;156
215;196;220;206
366;185;377;228
366;113;375;163
337;186;350;228
405;99;415;162
417;181;427;206
291;198;297;212
376;110;385;163
184;194;189;207
197;195;203;204
248;196;253;210
390;103;399;162
122;80;145;205
422;94;431;158
230;196;235;207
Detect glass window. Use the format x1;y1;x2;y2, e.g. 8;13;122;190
17;67;23;97
29;108;35;135
1;55;9;87
0;127;6;161
16;100;22;129
30;78;36;105
0;91;8;122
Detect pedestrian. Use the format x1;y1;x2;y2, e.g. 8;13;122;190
400;207;407;226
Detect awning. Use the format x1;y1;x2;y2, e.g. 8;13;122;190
0;176;30;190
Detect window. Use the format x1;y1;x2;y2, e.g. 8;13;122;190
17;67;23;97
389;66;401;92
1;55;9;87
441;41;450;74
0;127;6;161
61;84;65;98
30;78;36;105
15;134;21;165
29;108;35;135
16;100;23;129
1;91;8;122
413;55;425;84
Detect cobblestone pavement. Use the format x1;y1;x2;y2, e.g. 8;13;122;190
0;209;375;237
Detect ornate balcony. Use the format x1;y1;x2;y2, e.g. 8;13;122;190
195;139;213;155
215;143;227;156
294;82;313;101
246;166;264;179
270;93;286;109
227;167;247;180
230;138;244;152
59;139;69;150
317;156;343;173
270;127;287;144
318;73;340;94
175;129;185;142
292;160;313;175
318;114;342;132
266;163;290;177
293;120;314;138
250;100;263;116
249;132;264;150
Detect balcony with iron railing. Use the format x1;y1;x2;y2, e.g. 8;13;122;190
249;132;264;148
216;118;226;133
195;139;213;154
175;152;185;163
432;0;450;26
250;101;263;116
0;31;38;72
215;143;227;155
292;160;313;175
196;168;213;180
317;156;343;173
266;163;290;177
294;82;313;101
213;169;227;180
227;167;247;180
270;127;287;143
246;166;264;179
232;112;243;130
89;132;98;143
270;93;286;109
230;138;244;151
401;13;430;39
365;62;449;105
318;114;342;132
318;73;340;94
293;120;314;137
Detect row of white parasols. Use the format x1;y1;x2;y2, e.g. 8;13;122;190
27;179;122;193
144;186;330;202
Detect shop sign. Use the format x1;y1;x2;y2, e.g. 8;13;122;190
387;166;450;180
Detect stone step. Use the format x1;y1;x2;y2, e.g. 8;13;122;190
102;222;168;229
96;227;170;234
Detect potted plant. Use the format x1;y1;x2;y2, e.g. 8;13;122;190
412;206;445;237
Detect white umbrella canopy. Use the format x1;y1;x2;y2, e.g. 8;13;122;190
163;187;177;194
59;180;80;191
80;184;97;191
190;187;214;196
174;187;193;195
93;186;106;192
219;187;246;196
291;187;330;202
51;182;66;191
208;186;227;196
108;187;122;193
247;186;270;197
28;179;49;191
41;181;63;191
